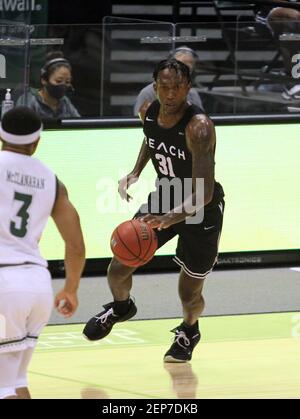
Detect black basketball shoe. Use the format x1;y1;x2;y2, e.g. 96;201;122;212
83;298;137;341
164;322;201;363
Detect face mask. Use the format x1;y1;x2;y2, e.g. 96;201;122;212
46;83;67;100
66;85;75;98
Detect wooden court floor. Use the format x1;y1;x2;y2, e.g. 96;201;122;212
29;312;300;399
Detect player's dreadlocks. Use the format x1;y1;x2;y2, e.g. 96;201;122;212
153;58;191;83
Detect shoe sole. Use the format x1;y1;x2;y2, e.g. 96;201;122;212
82;333;92;341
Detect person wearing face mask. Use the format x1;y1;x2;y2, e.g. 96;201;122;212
16;52;80;119
133;46;204;116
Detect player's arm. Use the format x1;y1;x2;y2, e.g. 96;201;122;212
118;101;152;201
142;115;215;229
171;115;215;219
185;114;216;207
51;179;86;317
133;100;153;175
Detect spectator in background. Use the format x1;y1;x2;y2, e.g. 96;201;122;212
264;2;300;99
17;52;80;119
133;46;204;116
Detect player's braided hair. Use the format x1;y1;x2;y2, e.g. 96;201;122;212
153;58;191;83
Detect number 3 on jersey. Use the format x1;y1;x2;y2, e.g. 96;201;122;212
10;192;33;238
155;153;175;177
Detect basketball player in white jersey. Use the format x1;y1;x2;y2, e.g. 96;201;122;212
0;107;85;399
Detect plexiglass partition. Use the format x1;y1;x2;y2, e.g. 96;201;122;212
0;24;27;117
235;19;300;114
1;19;300;119
177;20;300;115
176;22;240;115
13;22;175;119
101;20;175;117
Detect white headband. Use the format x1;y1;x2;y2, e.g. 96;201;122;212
0;124;42;145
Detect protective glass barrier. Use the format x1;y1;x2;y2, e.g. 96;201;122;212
176;18;300;116
4;19;300;119
0;24;27;119
101;20;175;117
18;22;173;119
175;22;241;115
15;24;99;119
235;19;300;114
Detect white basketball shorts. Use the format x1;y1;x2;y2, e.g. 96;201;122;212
0;265;53;354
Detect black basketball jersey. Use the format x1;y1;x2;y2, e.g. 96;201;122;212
144;100;196;182
143;100;224;211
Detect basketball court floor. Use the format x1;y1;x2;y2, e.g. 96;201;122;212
29;311;300;399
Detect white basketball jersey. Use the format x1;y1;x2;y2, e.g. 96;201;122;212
0;151;57;267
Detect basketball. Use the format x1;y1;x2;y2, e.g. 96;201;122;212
110;219;158;267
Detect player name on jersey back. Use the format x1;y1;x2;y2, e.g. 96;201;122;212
0;151;56;266
6;170;45;189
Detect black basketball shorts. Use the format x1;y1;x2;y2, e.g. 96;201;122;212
134;196;225;279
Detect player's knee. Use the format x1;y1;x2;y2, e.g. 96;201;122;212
107;257;135;281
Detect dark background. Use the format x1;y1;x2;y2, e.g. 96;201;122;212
47;0;113;24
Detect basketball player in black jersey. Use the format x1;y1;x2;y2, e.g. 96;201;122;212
84;59;225;363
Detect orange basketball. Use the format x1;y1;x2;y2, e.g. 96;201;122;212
110;219;158;267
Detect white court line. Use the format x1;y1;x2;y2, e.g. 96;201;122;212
37;329;147;350
290;268;300;272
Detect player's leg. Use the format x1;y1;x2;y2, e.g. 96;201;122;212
83;224;176;342
15;347;35;399
0;348;37;400
164;199;225;363
83;258;138;341
0;351;23;399
178;270;205;326
83;189;177;341
16;387;31;399
19;299;52;399
0;284;31;398
164;272;203;363
0;266;52;398
21;268;53;398
16;302;52;399
107;257;136;302
83;223;177;341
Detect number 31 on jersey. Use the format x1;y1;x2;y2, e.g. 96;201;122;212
155;153;175;177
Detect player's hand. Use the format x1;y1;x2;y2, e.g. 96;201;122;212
118;173;139;201
55;289;78;318
140;214;173;231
